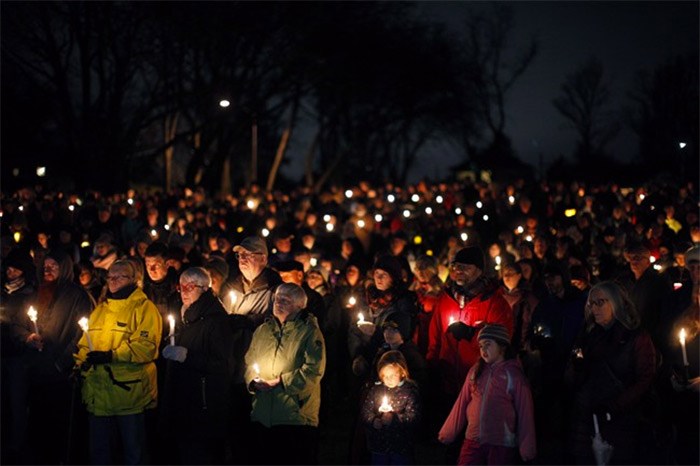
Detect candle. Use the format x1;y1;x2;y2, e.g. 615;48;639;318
253;362;261;381
378;395;393;413
357;312;365;324
448;316;456;326
229;291;237;309
168;315;176;346
27;306;40;335
348;296;357;307
78;317;94;351
679;328;689;366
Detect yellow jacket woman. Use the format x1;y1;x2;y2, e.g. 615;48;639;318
75;263;162;417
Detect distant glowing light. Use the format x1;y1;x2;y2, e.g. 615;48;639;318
649;256;656;263
411;194;420;203
323;214;331;222
345;189;353;199
565;208;577;218
357;219;366;228
387;194;396;203
18;206;24;212
426;249;434;256
525;235;533;242
508;195;515;205
515;226;524;235
127;198;134;205
679;142;687;149
476;201;483;209
262;228;270;237
247;199;255;209
80;241;91;248
402;210;410;218
326;223;334;232
219;99;230;108
150;229;157;238
69;205;75;212
374;214;383;222
236;226;244;233
482;214;489;221
460;232;468;242
436;195;444;204
425;207;433;215
164;224;170;231
13;232;21;243
36;166;46;177
455;208;462;215
414;235;423;245
653;264;662;271
310;257;318;267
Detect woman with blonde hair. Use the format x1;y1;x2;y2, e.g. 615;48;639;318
566;281;656;464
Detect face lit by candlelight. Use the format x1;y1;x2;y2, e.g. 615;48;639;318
373;269;393;291
379;364;403;389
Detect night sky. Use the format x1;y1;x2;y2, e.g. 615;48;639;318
393;1;699;181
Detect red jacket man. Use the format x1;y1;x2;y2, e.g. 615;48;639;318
427;247;514;397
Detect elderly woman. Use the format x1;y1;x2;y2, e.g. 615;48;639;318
566;281;656;464
245;283;326;465
160;267;234;465
75;259;161;465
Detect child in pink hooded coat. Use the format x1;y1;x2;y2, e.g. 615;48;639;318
438;324;536;465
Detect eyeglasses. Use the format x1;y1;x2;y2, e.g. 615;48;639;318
43;265;59;271
586;298;609;308
106;274;132;282
177;283;206;293
235;252;263;261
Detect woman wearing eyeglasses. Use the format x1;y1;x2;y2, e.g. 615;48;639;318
159;267;237;465
75;259;162;465
565;281;656;465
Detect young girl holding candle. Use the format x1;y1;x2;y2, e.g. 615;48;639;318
438;324;536;465
361;350;422;465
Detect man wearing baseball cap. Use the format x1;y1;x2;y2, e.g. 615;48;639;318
228;236;282;327
426;246;513;431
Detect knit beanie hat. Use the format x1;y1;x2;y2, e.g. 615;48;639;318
373;255;404;287
452;246;485;270
4;248;35;277
477;324;510;346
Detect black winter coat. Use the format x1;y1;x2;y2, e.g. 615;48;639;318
160;290;235;440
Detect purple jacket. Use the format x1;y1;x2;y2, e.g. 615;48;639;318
439;358;537;461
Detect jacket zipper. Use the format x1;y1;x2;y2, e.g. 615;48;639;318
201;376;208;410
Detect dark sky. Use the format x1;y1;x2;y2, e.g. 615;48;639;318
287;1;699;182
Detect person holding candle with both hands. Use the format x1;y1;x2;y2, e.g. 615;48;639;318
361;350;422;465
244;283;326;465
75;259;162;465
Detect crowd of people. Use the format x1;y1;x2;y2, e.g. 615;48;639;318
1;177;698;465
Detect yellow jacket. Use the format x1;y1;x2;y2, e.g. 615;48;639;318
75;287;162;416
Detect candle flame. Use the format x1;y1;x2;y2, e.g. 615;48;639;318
27;306;38;322
78;316;89;331
679;328;687;344
229;291;237;304
449;316;455;325
253;363;260;375
358;312;365;323
168;314;175;326
348;296;357;306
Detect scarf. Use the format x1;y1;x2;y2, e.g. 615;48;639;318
447;275;493;309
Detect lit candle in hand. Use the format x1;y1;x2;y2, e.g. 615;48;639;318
357;312;365;325
679;328;689;367
27;306;40;335
229;291;237;308
348;296;357;307
168;315;176;346
253;362;261;381
78;317;94;351
378;395;393;413
448;316;456;326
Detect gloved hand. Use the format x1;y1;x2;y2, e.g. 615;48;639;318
162;345;188;362
86;350;113;365
593;404;612;424
447;322;477;341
